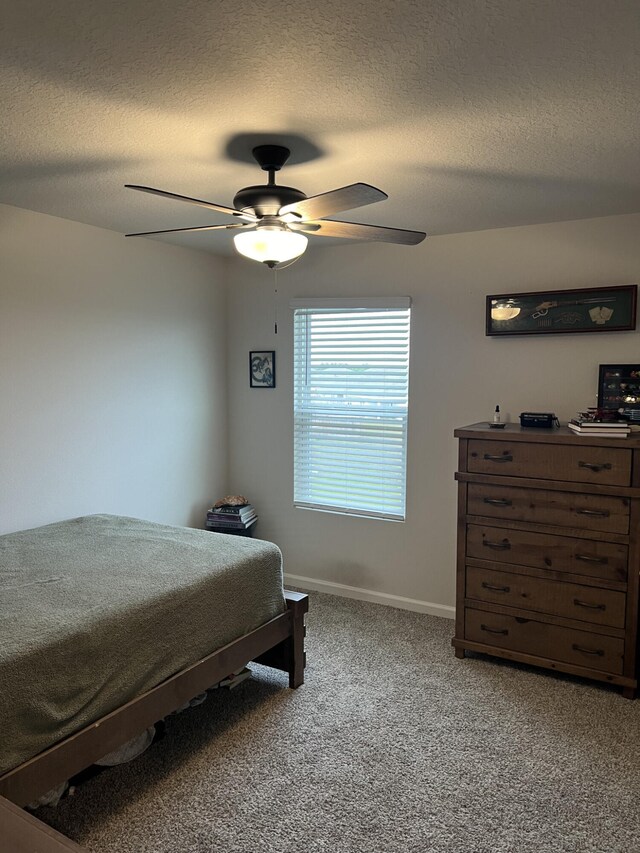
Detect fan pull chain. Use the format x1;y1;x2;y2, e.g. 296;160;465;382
273;268;278;335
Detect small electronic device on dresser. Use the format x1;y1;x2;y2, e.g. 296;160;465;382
488;406;560;430
519;412;560;428
452;421;640;698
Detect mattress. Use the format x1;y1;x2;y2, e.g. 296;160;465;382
0;514;286;776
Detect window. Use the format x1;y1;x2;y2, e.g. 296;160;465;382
292;298;411;520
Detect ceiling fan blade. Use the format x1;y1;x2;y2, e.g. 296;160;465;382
125;185;258;222
304;219;426;245
126;223;251;237
279;183;387;221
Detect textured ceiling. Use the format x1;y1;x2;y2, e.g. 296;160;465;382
1;0;639;256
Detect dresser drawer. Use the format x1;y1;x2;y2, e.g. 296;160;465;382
467;483;630;534
466;523;628;583
466;565;626;628
465;607;624;673
467;439;632;486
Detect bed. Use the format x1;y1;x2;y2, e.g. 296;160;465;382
0;514;308;810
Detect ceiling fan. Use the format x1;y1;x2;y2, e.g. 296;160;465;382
125;145;426;268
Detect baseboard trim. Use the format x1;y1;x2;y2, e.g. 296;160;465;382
284;573;455;620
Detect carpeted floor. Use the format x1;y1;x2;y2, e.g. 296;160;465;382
38;591;640;853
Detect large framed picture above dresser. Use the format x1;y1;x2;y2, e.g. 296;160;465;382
453;422;640;698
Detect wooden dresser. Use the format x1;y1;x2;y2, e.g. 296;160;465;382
453;422;640;698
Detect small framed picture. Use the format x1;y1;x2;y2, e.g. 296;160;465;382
250;351;276;388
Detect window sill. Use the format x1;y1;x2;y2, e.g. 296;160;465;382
294;504;405;523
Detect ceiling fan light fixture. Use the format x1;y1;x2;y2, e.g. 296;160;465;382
233;226;308;267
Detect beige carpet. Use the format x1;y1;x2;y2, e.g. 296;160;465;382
38;591;640;852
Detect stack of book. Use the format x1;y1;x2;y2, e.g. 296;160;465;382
567;417;631;438
206;502;258;533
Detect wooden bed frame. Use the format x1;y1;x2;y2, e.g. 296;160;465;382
0;590;308;819
0;795;86;853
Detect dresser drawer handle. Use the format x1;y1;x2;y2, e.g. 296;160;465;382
571;643;604;657
483;498;513;507
482;539;511;550
578;461;613;473
481;624;509;635
576;508;610;518
573;599;606;611
575;553;609;565
481;581;511;592
483;453;513;463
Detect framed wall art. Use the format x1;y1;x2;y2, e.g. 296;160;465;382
486;284;637;336
250;350;276;388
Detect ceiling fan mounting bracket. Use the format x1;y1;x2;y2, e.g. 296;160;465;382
252;145;291;173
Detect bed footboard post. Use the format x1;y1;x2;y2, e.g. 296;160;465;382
286;591;309;688
253;590;308;687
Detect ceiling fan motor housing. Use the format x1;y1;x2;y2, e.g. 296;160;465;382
233;184;307;218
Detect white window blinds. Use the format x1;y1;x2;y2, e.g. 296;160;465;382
292;299;411;520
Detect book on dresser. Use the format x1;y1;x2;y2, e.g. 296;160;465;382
452;421;640;699
567;422;630;437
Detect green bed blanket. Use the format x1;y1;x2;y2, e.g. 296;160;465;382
0;514;286;776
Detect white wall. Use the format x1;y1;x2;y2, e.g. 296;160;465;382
0;204;229;534
227;212;640;614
